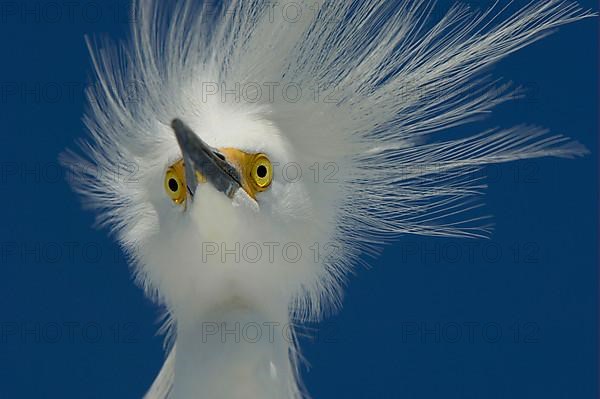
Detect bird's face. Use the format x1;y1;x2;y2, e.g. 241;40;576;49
135;108;334;318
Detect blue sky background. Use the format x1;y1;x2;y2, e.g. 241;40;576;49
0;1;597;398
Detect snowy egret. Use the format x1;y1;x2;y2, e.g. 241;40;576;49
63;1;594;398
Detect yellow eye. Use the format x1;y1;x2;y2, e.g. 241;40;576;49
164;161;186;205
217;148;273;199
249;154;273;191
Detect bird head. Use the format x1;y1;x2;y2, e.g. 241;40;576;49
138;108;340;320
63;0;590;326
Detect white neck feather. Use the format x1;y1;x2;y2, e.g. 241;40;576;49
171;307;300;399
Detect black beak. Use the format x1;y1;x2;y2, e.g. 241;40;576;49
171;118;242;199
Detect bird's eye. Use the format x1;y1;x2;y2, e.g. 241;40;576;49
249;154;273;191
164;161;187;205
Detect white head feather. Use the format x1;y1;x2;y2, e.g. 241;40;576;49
63;0;594;398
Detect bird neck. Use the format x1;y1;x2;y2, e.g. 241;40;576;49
172;306;301;399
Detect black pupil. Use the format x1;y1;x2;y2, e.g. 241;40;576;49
168;178;179;192
256;165;268;178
